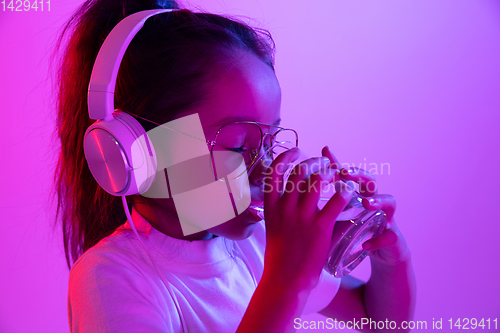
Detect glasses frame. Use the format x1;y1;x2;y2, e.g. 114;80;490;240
207;121;299;181
121;112;299;181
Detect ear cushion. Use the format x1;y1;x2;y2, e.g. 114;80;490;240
83;111;157;196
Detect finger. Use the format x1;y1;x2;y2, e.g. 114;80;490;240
361;194;396;222
321;146;341;170
285;156;331;201
362;228;398;251
319;182;354;227
340;167;378;196
386;216;398;229
299;172;323;215
264;147;300;208
299;168;340;214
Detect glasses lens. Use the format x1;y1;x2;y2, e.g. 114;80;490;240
211;123;262;180
265;129;298;158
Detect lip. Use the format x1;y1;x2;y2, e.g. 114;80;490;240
247;205;264;221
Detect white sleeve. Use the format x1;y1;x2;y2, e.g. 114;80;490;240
68;250;182;333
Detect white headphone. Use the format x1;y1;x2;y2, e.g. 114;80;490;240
84;9;176;196
84;9;189;332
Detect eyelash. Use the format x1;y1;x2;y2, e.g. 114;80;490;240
230;146;246;153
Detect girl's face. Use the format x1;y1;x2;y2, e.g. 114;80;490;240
136;51;282;241
199;52;282;240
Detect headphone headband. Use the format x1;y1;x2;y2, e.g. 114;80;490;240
88;9;174;120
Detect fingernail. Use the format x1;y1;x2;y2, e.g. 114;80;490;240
368;197;377;204
335;181;354;193
346;180;356;190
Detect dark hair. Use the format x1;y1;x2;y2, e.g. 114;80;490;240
53;0;275;268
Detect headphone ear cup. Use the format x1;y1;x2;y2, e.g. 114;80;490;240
84;111;157;196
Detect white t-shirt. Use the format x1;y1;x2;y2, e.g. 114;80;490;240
68;208;340;332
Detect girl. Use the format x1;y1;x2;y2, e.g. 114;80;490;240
54;0;415;332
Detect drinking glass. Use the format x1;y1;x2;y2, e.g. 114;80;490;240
250;146;387;278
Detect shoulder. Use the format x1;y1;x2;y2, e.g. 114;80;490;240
68;230;154;310
69;230;147;287
68;231;178;332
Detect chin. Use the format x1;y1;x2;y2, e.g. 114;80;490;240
208;211;260;241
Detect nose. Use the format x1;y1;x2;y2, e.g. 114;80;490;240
262;132;274;152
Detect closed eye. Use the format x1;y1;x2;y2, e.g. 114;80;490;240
229;146;246;153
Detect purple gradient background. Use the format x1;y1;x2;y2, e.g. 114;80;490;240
1;0;499;332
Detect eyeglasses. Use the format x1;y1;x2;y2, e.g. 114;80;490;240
125;112;298;182
208;121;298;181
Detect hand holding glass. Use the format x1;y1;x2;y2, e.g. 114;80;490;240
262;142;387;278
206;120;387;277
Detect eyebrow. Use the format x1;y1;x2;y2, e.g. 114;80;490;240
211;116;282;128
